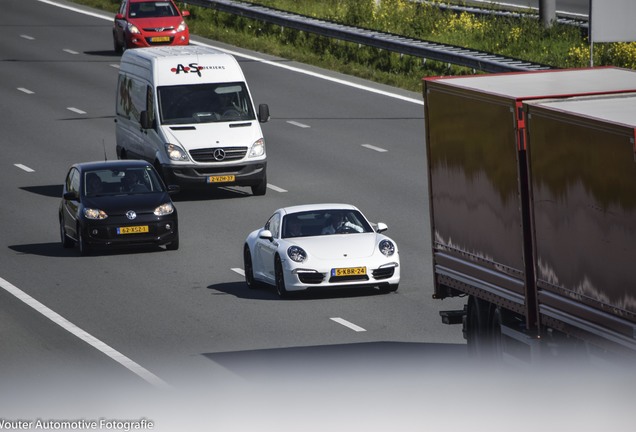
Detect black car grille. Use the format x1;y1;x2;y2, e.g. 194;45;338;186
298;273;325;284
372;267;395;280
189;147;247;163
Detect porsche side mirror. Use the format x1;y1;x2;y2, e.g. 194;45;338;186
259;229;273;240
376;222;388;233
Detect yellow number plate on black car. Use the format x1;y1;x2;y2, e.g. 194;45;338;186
332;267;366;277
150;36;170;43
208;175;235;183
117;226;149;235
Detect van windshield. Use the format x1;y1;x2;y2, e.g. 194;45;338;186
158;82;256;125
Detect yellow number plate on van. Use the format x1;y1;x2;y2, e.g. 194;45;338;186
150;36;170;43
332;267;366;277
117;225;149;235
208;175;235;183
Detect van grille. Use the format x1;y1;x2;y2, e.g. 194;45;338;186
189;147;247;163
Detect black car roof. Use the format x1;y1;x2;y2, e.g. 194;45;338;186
72;160;153;173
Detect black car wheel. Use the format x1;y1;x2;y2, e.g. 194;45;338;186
59;217;75;248
166;234;179;251
78;227;92;256
274;255;288;298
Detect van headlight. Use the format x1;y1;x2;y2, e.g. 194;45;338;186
165;144;189;161
248;138;265;158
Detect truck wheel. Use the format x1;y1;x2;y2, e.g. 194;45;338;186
251;176;267;196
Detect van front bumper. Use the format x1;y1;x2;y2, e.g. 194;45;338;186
159;161;266;188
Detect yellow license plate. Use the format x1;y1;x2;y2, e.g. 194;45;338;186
150;36;170;42
117;225;149;234
208;175;235;183
333;267;366;277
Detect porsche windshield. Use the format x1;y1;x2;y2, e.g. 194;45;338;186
158;82;255;125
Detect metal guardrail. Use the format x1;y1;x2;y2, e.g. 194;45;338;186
184;0;554;73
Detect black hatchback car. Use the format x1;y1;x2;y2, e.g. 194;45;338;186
59;160;179;255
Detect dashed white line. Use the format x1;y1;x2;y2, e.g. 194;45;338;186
267;183;287;193
232;268;245;277
110;64;121;69
67;107;86;114
15;164;35;173
0;276;170;389
20;34;35;40
330;317;366;332
63;48;79;55
17;88;34;95
362;144;388;153
287;121;310;128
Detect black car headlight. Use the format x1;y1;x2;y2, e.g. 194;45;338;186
379;239;395;257
154;203;174;216
287;245;307;263
83;208;108;220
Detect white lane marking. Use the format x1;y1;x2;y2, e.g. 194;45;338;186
330;317;366;332
267;183;287;193
41;0;423;105
0;276;170;389
17;87;34;94
20;34;35;40
63;48;79;55
67;107;86;114
362;144;388;153
14;164;35;173
287;121;310;128
110;64;120;69
232;268;245;277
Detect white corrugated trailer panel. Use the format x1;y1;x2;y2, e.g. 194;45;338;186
526;94;636;127
430;68;636;99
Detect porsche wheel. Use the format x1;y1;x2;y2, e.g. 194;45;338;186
274;255;288;298
244;245;258;289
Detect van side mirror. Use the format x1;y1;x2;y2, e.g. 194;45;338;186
258;104;270;123
140;111;153;129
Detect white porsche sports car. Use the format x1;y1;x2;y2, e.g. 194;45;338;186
243;204;400;297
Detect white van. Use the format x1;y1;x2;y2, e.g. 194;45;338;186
115;45;269;195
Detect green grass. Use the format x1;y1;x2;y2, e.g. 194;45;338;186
69;0;636;92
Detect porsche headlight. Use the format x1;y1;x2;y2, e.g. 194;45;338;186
287;245;307;263
84;208;108;220
165;143;189;161
379;239;395;257
177;21;188;32
248;138;265;158
154;203;174;216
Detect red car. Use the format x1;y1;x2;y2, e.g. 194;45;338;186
113;0;190;53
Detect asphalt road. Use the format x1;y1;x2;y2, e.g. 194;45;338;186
1;1;632;431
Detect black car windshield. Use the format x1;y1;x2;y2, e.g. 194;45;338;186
158;82;255;125
282;210;373;239
84;167;165;197
129;1;178;18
